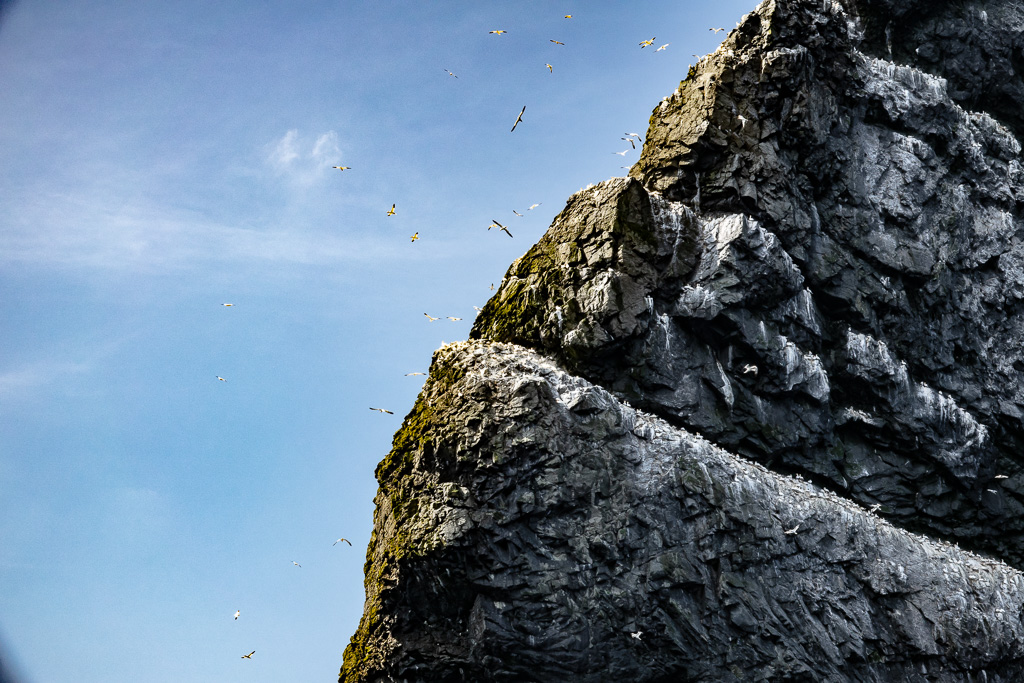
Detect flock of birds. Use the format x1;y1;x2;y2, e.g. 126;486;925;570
216;15;741;663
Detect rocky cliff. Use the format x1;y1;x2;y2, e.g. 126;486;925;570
341;0;1024;680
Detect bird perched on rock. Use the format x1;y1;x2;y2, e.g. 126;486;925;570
334;538;352;546
742;364;758;375
511;105;526;132
631;631;643;640
370;407;394;414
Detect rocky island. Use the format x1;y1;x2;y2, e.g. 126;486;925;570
341;0;1024;679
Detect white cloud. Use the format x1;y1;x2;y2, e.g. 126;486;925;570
265;129;342;186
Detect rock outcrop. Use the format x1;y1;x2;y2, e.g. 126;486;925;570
342;0;1024;679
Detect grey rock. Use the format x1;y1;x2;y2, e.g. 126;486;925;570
343;0;1024;679
341;342;1024;681
472;0;1024;567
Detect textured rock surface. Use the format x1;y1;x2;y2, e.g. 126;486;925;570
473;0;1024;566
342;0;1024;680
342;342;1024;681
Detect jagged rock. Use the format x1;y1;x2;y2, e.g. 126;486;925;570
342;0;1024;679
472;0;1024;567
341;342;1024;681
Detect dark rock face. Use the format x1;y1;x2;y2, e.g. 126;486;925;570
342;343;1024;681
342;0;1024;680
474;0;1024;567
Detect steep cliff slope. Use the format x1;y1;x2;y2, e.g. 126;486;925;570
342;0;1024;680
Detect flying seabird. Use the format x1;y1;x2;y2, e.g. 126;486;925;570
444;69;458;78
387;204;396;216
222;303;234;307
564;15;572;18
331;165;351;170
550;39;564;45
292;561;301;567
447;316;462;321
546;63;553;72
639;37;656;48
996;475;1010;479
405;372;426;376
528;203;541;210
491;219;513;238
511;105;526;132
424;313;440;321
216;376;227;382
513;209;523;216
489;30;507;34
869;504;882;513
621;137;636;149
241;651;255;659
784;524;800;535
656;43;669;51
613;150;628;156
742;364;758;375
410;232;419;242
369;407;394;414
234;610;240;620
333;538;352;546
631;631;643;640
710;27;725;33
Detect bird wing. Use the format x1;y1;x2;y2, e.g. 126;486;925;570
511;106;525;132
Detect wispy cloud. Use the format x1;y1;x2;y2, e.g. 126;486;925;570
0;358;92;401
265;129;341;186
0;188;408;273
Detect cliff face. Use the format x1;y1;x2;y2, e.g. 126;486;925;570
342;0;1024;680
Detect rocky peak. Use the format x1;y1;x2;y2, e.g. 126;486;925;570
342;0;1024;680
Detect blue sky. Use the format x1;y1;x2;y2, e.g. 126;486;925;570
0;1;756;681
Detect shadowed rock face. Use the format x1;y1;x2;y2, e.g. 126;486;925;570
342;0;1024;680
